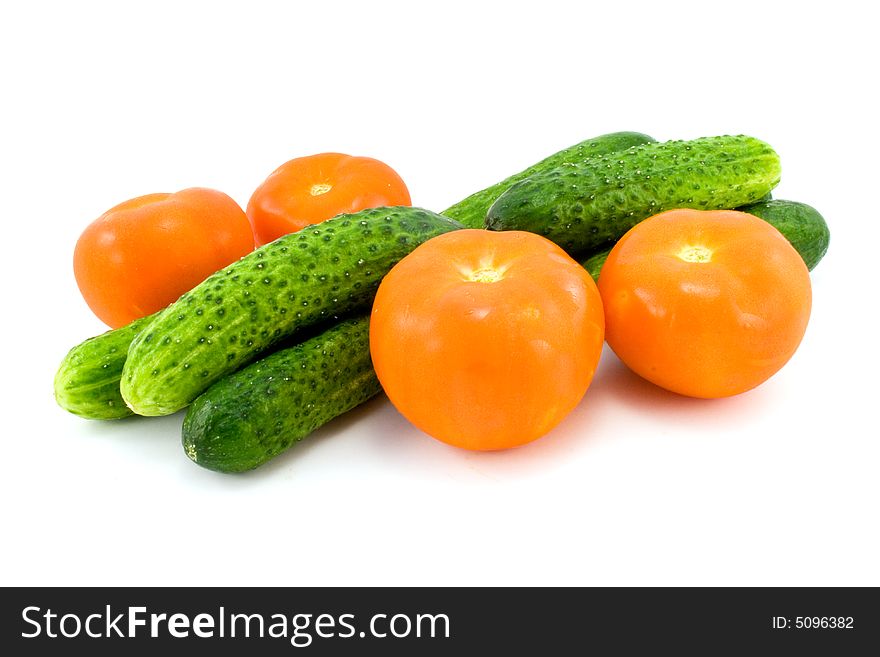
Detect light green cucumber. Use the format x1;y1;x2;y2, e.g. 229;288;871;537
580;199;830;280
54;314;155;419
122;206;462;417
442;131;656;227
486;135;781;255
182;315;378;473
581;249;613;281
737;199;829;271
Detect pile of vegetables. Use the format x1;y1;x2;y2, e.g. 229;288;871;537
55;133;830;473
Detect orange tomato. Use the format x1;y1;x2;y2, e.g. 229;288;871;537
74;188;254;328
370;229;605;450
598;209;812;398
246;152;411;246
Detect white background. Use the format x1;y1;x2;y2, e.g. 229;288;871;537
1;0;877;586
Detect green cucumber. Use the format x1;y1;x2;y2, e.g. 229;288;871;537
581;249;612;281
182;315;378;473
580;199;830;280
122;206;462;417
486;135;781;255
54;314;155;419
442;131;656;228
737;199;829;271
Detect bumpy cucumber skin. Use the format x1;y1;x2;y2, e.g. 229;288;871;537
122;207;462;417
580;199;829;280
442;132;656;228
182;315;378;473
737;199;829;271
54;314;154;420
486;135;782;255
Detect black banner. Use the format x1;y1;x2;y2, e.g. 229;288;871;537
1;587;876;654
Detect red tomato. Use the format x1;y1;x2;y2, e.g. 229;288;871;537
74;188;254;328
246;152;411;246
370;229;605;450
598;209;812;398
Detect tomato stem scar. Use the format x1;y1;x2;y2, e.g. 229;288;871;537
466;267;504;283
677;245;713;263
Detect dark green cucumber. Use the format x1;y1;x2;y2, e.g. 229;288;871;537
486;135;781;255
580;199;830;280
122;206;462;417
442;131;656;228
737;199;829;270
54;314;155;419
182;315;378;473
